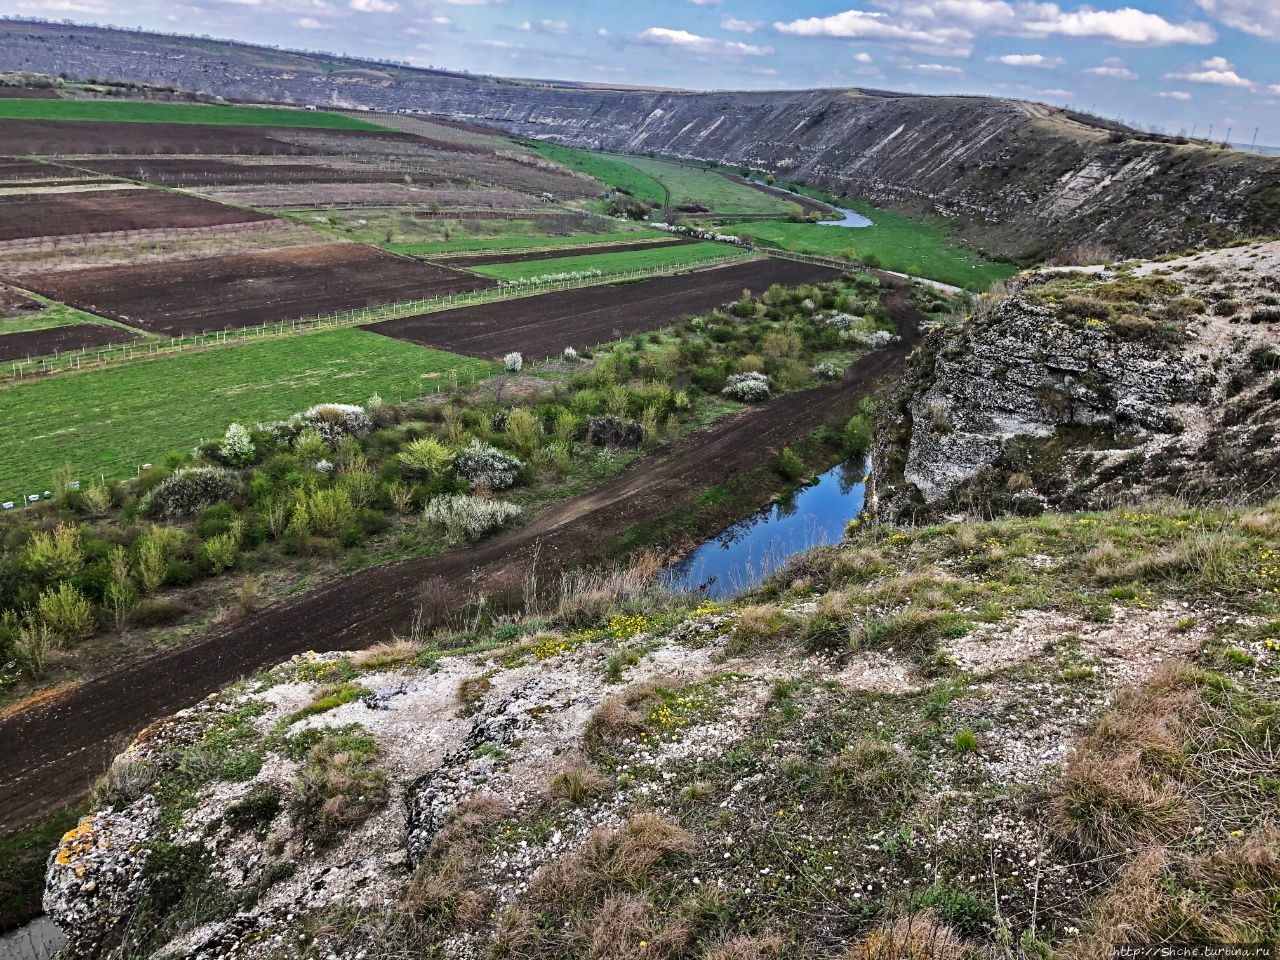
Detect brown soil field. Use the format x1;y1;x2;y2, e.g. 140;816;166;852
12;243;495;335
0;120;410;157
0;86;58;99
0;323;136;362
443;237;689;267
0;188;275;242
0;159;68;182
74;157;449;187
365;258;840;359
0;282;923;833
197;182;539;210
0;284;37;313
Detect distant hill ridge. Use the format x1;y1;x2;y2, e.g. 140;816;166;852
1;18;1277;260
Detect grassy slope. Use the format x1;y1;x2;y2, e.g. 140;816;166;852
619;155;794;217
469;241;736;280
388;229;664;257
0;330;492;494
523;142;667;205
0;99;386;130
727;207;1018;289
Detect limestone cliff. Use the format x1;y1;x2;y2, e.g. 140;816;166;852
874;240;1280;519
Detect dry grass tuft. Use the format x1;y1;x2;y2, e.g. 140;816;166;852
551;552;665;627
352;639;421;670
843;911;965;960
823;739;917;805
725;604;795;655
550;761;606;806
582;681;669;760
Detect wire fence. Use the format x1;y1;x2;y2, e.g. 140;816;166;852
1;251;757;384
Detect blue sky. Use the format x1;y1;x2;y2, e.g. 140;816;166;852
12;0;1280;142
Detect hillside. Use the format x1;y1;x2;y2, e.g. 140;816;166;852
36;241;1280;959
2;21;1278;262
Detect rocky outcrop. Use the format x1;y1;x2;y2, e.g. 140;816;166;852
3;21;1278;261
44;796;159;958
876;241;1280;518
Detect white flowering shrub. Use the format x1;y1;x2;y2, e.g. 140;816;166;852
650;222;749;246
500;269;603;289
843;328;896;348
504;352;523;372
218;422;255;467
562;346;579;362
722;372;772;403
141;467;242;520
812;361;843;381
801;298;816;313
313;459;335;475
422;495;522;544
296;403;374;448
453;440;524;491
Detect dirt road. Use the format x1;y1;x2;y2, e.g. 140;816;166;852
0;284;923;832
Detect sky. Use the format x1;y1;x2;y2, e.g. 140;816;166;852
9;0;1280;143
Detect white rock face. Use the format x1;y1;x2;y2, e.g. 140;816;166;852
44;796;160;958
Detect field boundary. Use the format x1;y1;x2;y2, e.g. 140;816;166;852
0;251;758;383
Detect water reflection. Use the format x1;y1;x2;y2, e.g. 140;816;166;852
663;459;868;599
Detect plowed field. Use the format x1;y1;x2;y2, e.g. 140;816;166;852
12;243;494;335
365;257;840;359
0;188;274;241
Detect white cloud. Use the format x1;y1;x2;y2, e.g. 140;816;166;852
986;53;1064;67
853;51;874;62
1159;90;1193;100
1021;7;1216;45
1166;56;1256;88
774;10;972;54
1195;0;1280;40
686;0;722;5
480;38;519;48
1035;87;1073;97
519;19;571;35
597;27;609;36
442;0;503;5
775;2;1214;55
14;0;107;11
911;62;965;74
1271;84;1280;94
1084;57;1137;79
721;14;763;34
348;0;397;11
430;14;452;25
637;26;772;56
296;15;328;26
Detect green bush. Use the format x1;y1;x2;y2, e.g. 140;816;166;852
36;582;95;642
777;446;805;481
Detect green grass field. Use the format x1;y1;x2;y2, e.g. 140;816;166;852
469;241;737;280
523;142;668;205
388;229;665;257
0;295;133;338
726;206;1018;289
0;330;492;494
0;99;386;130
617;156;795;217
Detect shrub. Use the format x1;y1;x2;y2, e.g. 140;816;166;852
722;372;772;402
398;437;453;479
504;352;523;372
297;488;354;538
777;446;804;481
136;526;187;595
218;423;255;467
824;739;916;804
452;440;523;491
36;582;95;642
422;495;523;544
141;467;241;521
812;361;843;380
203;527;240;575
844;414;873;457
297;403;373;447
25;522;84;583
505;408;543;455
